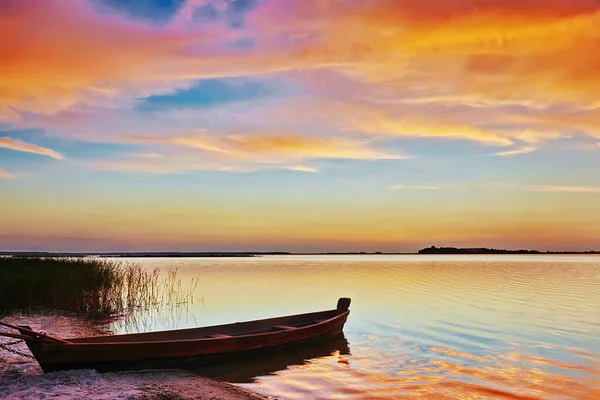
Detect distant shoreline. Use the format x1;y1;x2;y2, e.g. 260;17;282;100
416;246;600;255
1;248;599;257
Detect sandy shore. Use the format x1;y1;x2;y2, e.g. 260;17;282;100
1;315;276;400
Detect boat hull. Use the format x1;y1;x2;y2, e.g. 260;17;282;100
20;300;351;373
39;325;346;373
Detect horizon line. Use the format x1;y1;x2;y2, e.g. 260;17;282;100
2;248;600;256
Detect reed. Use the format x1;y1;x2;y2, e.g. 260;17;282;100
0;257;197;319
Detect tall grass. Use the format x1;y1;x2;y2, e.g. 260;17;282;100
0;257;197;319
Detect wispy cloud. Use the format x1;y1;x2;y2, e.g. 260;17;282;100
212;98;517;147
414;185;441;190
0;137;64;159
389;184;440;190
131;152;163;159
215;134;404;161
389;185;405;190
94;161;188;175
90;132;405;174
0;169;15;179
286;164;318;173
469;182;600;193
492;146;537;157
522;185;600;193
392;182;600;194
511;109;600;141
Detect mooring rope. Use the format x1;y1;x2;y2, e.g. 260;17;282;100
0;340;35;359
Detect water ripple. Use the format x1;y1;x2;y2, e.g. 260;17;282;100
117;255;600;400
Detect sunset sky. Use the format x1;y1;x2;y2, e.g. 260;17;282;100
1;0;599;252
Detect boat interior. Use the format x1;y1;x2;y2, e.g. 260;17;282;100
66;309;343;344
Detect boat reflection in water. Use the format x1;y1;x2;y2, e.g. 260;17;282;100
190;334;351;383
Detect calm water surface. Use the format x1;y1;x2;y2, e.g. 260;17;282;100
111;255;600;399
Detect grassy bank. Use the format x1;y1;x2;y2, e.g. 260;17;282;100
0;257;197;319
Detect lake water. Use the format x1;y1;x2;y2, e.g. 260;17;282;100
111;255;600;399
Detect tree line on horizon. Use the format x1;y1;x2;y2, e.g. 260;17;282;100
418;246;600;255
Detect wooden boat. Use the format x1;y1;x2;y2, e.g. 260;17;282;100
2;298;351;373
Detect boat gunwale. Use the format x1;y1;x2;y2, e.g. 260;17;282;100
41;309;349;348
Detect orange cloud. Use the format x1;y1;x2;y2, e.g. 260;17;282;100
0;0;317;121
0;1;212;119
222;134;403;160
95;132;404;174
250;0;600;109
4;0;599;122
349;113;515;147
2;0;599;164
0;137;63;159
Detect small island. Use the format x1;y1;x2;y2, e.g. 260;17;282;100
418;246;600;255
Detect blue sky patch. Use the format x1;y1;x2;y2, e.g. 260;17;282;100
95;0;186;23
192;0;261;28
138;78;280;111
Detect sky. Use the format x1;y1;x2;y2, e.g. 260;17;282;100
1;0;599;252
